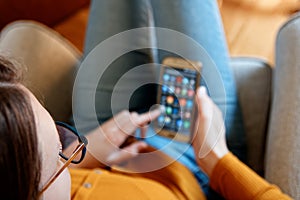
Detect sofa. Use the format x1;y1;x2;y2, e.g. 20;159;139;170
0;13;299;200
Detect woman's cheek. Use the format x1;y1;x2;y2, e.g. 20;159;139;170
42;168;71;200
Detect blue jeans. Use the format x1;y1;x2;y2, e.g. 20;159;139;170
74;0;245;197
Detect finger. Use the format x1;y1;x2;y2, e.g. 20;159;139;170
196;86;213;118
123;141;148;153
114;110;133;130
113;111;140;136
195;86;207;112
139;125;149;138
106;141;148;165
134;108;162;126
101;111;139;147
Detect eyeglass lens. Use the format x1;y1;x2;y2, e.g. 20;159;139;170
56;125;83;163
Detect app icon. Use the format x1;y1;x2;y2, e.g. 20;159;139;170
181;88;187;96
173;108;179;115
186;100;193;109
176;119;182;127
185;111;191;118
166;106;172;115
183;78;189;85
183;121;190;129
176;76;182;83
166;96;174;104
160;105;166;112
165;116;172;124
190;79;195;85
163;74;170;82
179;98;186;107
175;87;181;94
158;116;165;124
170;76;176;82
162;85;168;93
188;89;194;97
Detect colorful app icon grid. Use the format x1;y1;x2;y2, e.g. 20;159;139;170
157;66;198;134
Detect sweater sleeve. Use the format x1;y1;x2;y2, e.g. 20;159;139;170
210;153;292;200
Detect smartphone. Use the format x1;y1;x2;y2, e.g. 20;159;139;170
154;57;202;143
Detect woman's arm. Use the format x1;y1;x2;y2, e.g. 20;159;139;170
192;86;292;200
210;152;292;200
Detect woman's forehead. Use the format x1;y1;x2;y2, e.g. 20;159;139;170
25;87;60;149
22;85;61;182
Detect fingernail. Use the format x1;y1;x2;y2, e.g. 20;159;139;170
198;86;207;97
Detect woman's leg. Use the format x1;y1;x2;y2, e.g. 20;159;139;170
73;0;158;133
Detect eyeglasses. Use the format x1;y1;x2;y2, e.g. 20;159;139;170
38;121;88;195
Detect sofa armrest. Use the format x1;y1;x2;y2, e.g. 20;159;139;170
230;57;272;175
265;13;300;198
0;20;81;122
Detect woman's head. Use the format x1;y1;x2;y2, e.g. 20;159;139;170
0;55;71;199
0;55;41;199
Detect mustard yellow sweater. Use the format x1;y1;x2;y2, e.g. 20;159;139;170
70;153;291;200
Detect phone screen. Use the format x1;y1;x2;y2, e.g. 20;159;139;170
155;65;199;139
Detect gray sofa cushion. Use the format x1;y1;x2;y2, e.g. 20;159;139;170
265;13;300;198
230;57;272;175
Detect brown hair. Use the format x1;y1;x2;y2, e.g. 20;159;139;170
0;55;41;199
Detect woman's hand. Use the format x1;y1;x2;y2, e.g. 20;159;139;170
192;86;229;177
79;109;161;168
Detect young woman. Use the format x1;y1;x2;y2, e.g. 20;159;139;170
0;55;291;199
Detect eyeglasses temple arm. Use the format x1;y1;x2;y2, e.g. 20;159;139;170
39;143;85;195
